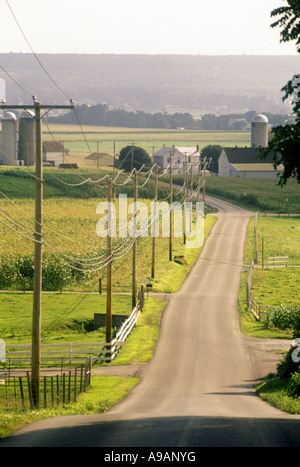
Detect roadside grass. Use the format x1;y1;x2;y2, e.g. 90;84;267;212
239;215;300;415
238;271;292;340
256;377;300;415
0;376;140;439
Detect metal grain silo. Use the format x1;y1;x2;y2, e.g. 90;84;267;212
251;114;269;148
1;111;18;165
18;110;36;166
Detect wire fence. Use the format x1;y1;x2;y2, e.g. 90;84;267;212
0;357;92;409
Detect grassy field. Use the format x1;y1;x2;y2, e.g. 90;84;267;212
205;177;300;214
43;123;251;164
242;214;300;315
243;214;300;313
245;215;300;265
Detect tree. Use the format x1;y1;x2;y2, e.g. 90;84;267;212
260;1;300;185
118;145;153;172
201;145;223;174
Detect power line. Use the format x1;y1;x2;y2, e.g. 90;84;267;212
0;64;33;98
5;0;72;102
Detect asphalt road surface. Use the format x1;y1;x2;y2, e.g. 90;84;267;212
2;196;300;448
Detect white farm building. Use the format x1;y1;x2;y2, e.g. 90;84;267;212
218;147;283;178
218;113;283;178
153;145;200;174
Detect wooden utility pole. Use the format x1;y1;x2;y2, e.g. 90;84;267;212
151;166;158;279
169;159;173;261
1;100;74;408
132;170;138;308
189;165;194;234
203;156;207;206
106;177;113;346
31;100;43;407
131;144;134;172
183;154;187;245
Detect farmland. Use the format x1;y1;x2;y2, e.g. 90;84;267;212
241;214;300;338
42;123;251;164
205;177;300;213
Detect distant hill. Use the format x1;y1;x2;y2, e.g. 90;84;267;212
0;54;299;113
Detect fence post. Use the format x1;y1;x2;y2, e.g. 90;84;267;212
56;374;60;404
44;376;47;408
68;370;71;403
62;373;66;404
74;367;77;402
26;371;33;410
51;376;54;406
19;377;25;408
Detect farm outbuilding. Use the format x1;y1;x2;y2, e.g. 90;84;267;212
84;152;114;168
218;147;283;178
43;142;65;167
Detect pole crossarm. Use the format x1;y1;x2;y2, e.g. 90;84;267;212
0;104;74;110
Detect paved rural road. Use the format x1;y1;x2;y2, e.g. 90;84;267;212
2;196;300;448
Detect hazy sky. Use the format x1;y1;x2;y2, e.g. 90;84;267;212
0;0;298;55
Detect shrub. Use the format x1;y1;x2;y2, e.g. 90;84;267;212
276;348;300;378
288;370;300;398
264;305;300;338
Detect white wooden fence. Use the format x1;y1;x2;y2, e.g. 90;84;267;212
266;255;289;268
5;301;142;365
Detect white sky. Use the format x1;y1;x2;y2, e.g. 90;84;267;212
0;0;298;55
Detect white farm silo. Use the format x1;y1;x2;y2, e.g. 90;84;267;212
18;110;36;166
251;114;269;148
1;111;18;165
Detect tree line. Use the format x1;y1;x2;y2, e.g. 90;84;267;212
49;104;291;130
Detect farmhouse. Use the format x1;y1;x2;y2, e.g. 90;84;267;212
43;141;65;167
218;147;284;178
153;145;200;174
85;152;114;168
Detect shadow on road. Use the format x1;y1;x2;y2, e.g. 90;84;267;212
2;415;300;447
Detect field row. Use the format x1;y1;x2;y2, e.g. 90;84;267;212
43;124;251;162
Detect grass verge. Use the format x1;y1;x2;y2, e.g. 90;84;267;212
256;377;300;415
0;376;139;439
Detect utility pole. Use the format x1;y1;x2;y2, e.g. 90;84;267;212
169;157;173;262
132;170;138;308
189;164;194;234
131;144;134;172
1;100;74;408
106;177;113;347
151;165;158;279
31;100;43;408
203;156;207;207
183;154;187;245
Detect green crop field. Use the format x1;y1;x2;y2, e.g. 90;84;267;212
205;177;300;213
43;124;251;165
